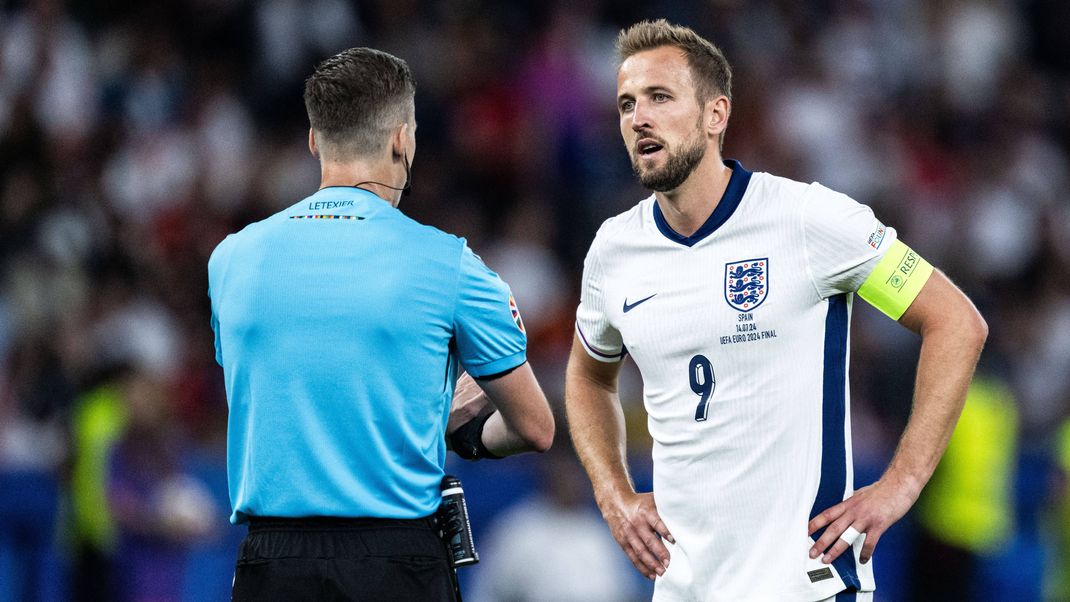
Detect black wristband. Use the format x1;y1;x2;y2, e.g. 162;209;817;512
448;411;501;460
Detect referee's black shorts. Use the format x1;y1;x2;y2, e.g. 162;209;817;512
231;516;458;602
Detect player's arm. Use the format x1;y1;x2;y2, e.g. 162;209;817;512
448;365;554;458
809;255;988;565
565;334;674;580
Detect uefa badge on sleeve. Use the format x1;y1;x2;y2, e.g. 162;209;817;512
508;295;525;333
724;258;768;312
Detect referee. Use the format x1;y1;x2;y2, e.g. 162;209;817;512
208;47;555;601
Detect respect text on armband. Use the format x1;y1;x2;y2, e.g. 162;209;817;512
887;250;920;290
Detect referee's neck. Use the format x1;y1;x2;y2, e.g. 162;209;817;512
318;158;401;206
319;159;385;188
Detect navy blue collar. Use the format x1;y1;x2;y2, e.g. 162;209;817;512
652;159;752;247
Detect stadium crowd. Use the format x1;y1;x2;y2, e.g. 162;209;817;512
0;1;1068;600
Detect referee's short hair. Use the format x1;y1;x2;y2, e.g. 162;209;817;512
616;19;732;105
304;47;416;161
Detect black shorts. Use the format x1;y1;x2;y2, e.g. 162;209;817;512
231;516;458;602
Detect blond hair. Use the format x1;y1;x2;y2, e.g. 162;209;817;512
617;19;732;104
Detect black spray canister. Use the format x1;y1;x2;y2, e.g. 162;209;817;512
438;475;479;567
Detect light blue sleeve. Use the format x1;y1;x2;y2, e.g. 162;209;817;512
207;237;231;367
210;305;223;367
453;243;527;378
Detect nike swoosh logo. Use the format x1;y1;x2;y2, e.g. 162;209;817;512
623;294;657;313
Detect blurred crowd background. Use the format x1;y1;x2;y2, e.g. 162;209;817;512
1;0;1068;600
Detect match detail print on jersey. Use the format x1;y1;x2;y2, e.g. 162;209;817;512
857;240;933;320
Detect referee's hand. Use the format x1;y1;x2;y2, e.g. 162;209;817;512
600;491;675;580
447;372;493;435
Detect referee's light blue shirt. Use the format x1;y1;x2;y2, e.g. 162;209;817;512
208;187;527;523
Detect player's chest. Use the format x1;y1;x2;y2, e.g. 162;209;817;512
603;245;814;356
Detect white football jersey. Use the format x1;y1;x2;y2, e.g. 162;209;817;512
576;160;895;601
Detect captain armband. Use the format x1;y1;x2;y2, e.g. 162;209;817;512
857;240;934;320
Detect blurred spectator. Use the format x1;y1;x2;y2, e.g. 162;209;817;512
68;374;128;602
913;375;1019;600
105;370;216;602
0;338;69;602
0;0;1067;599
470;437;639;602
1050;419;1070;601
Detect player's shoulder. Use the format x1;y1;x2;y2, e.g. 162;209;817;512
746;170;816;206
744;171;868;228
751;169;859;206
590;195;653;251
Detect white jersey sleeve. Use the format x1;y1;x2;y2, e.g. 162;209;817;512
576;231;626;362
802;183;899;298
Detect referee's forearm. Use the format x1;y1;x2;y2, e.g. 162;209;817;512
476;362;555;456
481;410;550;455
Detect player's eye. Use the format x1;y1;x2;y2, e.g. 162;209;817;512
653;92;669;102
620;99;635;113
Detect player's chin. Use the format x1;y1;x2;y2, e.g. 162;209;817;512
631;156;664;178
635;148;666;164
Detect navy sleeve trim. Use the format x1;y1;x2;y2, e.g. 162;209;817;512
576;324;627;360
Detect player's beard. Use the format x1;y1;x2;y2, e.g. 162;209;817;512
631;129;707;192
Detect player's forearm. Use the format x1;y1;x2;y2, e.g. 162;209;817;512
565;372;634;508
883;305;987;496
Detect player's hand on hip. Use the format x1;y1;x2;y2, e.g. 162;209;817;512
601;491;675;580
447;372;493;435
807;475;919;566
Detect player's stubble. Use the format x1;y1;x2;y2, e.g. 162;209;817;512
630;115;707;192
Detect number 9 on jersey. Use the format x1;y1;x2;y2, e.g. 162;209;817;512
689;355;715;422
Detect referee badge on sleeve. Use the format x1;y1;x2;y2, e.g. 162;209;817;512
508;295;525;333
724;258;768;311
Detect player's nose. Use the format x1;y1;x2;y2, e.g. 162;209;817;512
630;101;652;132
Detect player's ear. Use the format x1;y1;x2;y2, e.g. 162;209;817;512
707;96;730;139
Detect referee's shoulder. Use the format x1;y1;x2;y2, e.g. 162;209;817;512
398;212;466;244
391;211;472;258
208;212;278;258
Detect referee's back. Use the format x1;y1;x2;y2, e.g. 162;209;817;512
209;186;526;524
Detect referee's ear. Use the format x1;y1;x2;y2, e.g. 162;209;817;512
309;128;320;159
390;122;411;160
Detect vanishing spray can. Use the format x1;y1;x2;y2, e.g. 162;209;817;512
439;475;479;567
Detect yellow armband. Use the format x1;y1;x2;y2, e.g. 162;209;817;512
857;239;933;320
